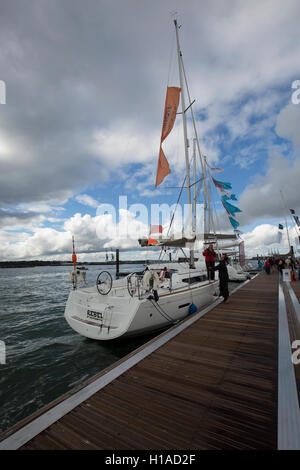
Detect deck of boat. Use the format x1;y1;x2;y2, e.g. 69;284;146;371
1;273;299;450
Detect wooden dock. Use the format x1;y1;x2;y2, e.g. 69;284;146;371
1;273;300;450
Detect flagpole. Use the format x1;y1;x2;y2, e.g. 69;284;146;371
279;190;292;254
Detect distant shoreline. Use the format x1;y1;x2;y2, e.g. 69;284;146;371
0;258;258;269
0;260;161;268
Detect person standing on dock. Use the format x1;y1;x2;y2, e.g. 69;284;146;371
203;244;217;280
210;255;230;303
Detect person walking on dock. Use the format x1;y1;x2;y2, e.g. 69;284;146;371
278;258;285;276
264;259;271;275
203;244;217;280
210;255;229;303
269;257;275;273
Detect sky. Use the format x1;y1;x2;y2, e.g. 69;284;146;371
0;0;300;261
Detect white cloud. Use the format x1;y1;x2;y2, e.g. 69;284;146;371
2;0;300;259
75;194;99;208
17;202;65;213
241;223;300;257
276;103;300;147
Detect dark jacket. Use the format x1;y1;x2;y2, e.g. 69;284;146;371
212;260;229;299
212;260;229;282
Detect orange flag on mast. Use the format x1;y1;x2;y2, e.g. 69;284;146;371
155;86;181;187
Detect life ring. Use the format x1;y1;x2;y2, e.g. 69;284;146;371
142;270;159;291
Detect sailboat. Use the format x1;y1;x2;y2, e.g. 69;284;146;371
64;20;221;340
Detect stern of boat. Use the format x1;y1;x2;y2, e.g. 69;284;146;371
64;287;140;340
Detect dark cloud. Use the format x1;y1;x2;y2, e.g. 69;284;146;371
0;0;174;205
0;208;44;228
1;0;300;215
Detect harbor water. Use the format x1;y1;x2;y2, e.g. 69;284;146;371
0;264;243;435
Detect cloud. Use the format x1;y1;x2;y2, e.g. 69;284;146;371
0;0;300;207
238;152;300;224
236;97;300;226
276;103;300;147
241;223;300;257
1;0;300;259
0;208;46;230
75;194;99;208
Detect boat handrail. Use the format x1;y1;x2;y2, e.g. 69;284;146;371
127;272;173;300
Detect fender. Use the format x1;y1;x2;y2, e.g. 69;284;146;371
142;270;159;291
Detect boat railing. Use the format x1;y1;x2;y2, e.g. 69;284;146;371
109;284;131;297
127;273;173;300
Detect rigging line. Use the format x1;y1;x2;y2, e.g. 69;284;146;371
166;25;176;87
167;174;187;236
166;150;203;236
187;264;194;305
180;55;221;259
149;298;175;323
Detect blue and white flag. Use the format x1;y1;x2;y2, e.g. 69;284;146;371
222;200;242;217
205;159;224;174
229;216;239;230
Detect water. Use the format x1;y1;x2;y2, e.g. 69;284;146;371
0;263;246;435
0;264;154;435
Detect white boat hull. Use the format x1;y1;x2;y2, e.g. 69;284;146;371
64;279;218;341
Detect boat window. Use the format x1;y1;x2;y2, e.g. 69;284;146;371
182;275;207;284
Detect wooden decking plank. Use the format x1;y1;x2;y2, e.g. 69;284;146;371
277;281;300;450
1;272;290;450
74;398;190;450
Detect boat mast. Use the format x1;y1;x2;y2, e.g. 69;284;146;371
174;19;194;267
192;138;197;233
178;33;220;259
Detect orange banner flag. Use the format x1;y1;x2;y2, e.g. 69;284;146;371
148;238;159;246
155;87;181;187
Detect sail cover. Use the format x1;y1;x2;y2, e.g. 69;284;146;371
155;87;181;187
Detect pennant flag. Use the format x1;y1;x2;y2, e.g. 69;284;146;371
229;216;239;230
205;160;224;173
155;87;181;187
278;224;284;230
222;200;242;217
217;187;232;198
212;178;232;191
221;194;238;203
211;174;242;230
150;225;163;234
290;209;295;214
148;238;159;246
